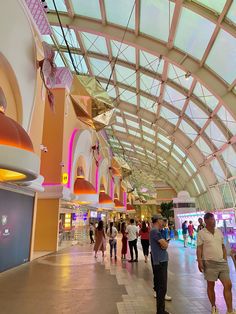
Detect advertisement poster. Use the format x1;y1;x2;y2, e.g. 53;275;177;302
0;189;34;272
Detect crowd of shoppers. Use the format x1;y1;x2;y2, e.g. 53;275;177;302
90;213;235;314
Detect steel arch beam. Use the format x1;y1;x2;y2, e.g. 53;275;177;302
48;14;236;117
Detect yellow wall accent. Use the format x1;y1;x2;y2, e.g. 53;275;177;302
41;89;66;183
34;199;59;251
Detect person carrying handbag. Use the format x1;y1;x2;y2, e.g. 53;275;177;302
107;222;118;260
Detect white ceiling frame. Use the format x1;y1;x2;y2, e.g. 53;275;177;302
47;14;236;118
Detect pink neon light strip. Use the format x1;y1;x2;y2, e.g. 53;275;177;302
95;165;99;193
110;178;114;199
67;129;78;188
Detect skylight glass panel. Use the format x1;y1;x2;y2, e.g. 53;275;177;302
183;164;191;176
140;0;175;42
158;133;171;145
111;40;136;64
185;101;208;128
197;174;206;191
64;52;88;73
140;74;161;96
157;142;169;153
116;116;123;124
173;144;186;158
164;85;186;111
206;29;236;84
142;125;156;136
159;161;168;168
193;82;218;111
143;135;154;143
140;50;164;73
160;107;179;125
54;52;65;67
140;96;157;113
222;146;236;176
100;82;117;98
194;0;227;13
126;119;140;129
217;106;236;135
119;88;137;105
205;121;227;148
227;1;236;24
113;125;126;133
171;152;182;164
104;0;135;29
52;26;79;48
81;33;107;55
89;58;111;79
186;158;197;172
195;137;212;156
174;8;215;60
124;112;139;120
120;141;132;147
193;179;200;194
115;65;136;87
179;120;198;141
47;0;67;12
71;0;101;19
42;35;54;45
129;129;141;137
168;64;193;90
134;145;143;151
211;159;225;182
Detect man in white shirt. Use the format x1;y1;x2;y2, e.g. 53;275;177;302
126;219;139;263
197;212;236;314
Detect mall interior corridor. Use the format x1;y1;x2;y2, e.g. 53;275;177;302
0;238;235;314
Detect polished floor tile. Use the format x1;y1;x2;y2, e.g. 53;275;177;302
0;237;235;314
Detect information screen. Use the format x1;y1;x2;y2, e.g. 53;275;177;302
0;189;34;272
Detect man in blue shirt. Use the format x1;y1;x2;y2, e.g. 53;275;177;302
150;214;171;314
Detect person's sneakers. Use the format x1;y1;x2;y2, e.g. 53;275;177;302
134;259;138;262
212;306;219;314
128;259;134;263
153;292;172;301
165;294;172;301
226;310;236;314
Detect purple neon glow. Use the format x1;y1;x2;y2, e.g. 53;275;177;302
95;165;99;193
67;129;78;188
110;178;114;199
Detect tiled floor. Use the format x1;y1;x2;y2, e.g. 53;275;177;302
0;237;235;314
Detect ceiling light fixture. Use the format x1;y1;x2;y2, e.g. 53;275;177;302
0;88;39;182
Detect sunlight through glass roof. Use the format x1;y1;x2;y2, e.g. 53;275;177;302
46;0;236;196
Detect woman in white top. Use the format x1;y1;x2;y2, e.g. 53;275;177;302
107;222;118;259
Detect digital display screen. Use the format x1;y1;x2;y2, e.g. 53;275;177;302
0;189;34;272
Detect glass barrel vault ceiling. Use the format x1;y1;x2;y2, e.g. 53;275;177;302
45;0;236;197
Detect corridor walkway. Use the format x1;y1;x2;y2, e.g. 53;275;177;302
0;239;235;314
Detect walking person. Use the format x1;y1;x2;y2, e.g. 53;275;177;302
197;212;236;314
139;221;150;263
182;220;188;247
188;221;196;247
94;220;106;258
107;222;118;260
150;214;171;314
126;218;139;263
197;217;205;232
89;222;95;244
121;222;128;260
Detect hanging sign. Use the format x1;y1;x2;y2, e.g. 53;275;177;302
62;173;68;185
